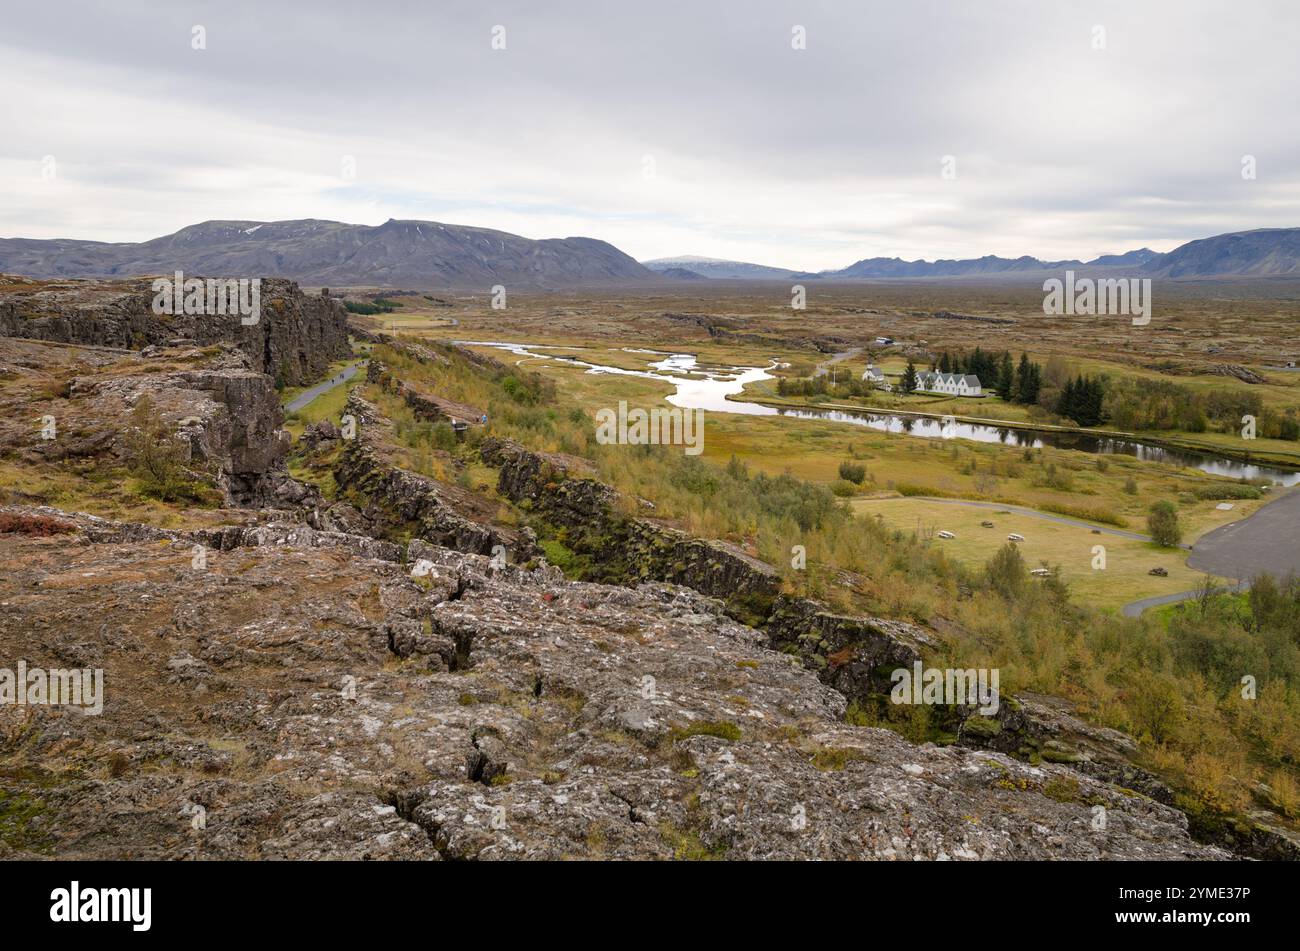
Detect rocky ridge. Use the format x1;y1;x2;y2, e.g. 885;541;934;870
1;339;299;507
0;276;350;387
0;505;1227;860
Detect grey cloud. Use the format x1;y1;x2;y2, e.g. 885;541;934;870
0;0;1296;265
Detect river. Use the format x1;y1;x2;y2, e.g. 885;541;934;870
458;341;1300;486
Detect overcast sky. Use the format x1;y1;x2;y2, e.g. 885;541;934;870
2;1;1297;270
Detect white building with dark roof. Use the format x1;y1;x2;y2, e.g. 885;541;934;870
917;371;982;396
861;364;891;390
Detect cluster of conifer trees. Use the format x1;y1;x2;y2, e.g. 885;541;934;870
930;348;1042;404
1055;374;1107;426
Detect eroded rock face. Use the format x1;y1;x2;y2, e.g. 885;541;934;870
0;511;1227;860
0;277;349;387
481;436;781;617
765;596;937;696
332;396;532;559
52;347;293;506
0;336;332;508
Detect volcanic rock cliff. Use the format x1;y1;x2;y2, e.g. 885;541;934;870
0;338;296;507
0;275;350;387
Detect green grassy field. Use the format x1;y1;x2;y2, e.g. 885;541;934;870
850;497;1218;612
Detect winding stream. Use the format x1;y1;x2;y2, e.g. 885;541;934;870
459;341;1300;486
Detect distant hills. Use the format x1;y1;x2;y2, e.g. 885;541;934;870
806;254;1088;280
1144;228;1300;278
1088;248;1159;267
0;218;659;290
654;266;710;280
647;230;1300;281
2;221;1298;288
642;255;798;280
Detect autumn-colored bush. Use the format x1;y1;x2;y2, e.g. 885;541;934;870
0;513;75;536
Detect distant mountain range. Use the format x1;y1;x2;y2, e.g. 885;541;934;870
641;255;799;280
1144;228;1300;278
1089;248;1160;267
0;218;659;289
804;253;1093;280
646;230;1300;281
2;221;1298;287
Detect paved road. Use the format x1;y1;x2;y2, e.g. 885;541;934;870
813;347;863;378
1121;581;1251;618
1186;487;1300;581
285;360;365;412
1121;488;1298;616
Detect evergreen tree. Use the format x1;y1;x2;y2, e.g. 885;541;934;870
1057;374;1106;426
1081;376;1105;426
995;351;1015;399
901;360;918;394
1057;378;1078;421
1013;353;1032;403
968;346;994;383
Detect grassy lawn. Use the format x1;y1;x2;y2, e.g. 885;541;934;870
851;497;1221;612
368;312;461;333
704;411;1266;527
0;459;239;528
